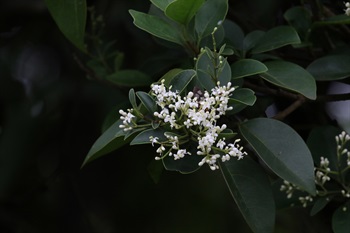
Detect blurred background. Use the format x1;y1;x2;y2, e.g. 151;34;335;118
0;0;347;232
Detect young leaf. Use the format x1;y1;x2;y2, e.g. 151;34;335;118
44;0;87;52
129;10;183;45
332;202;350;233
165;0;205;25
220;157;275;233
260;61;316;100
239;118;316;195
251;26;300;54
136;91;157;115
129;88;138;109
307;55;350;81
82;120;126;167
169;69;196;94
106;70;154;87
231;59;268;79
150;0;175;11
195;0;228;39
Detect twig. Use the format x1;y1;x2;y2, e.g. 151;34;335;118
273;95;306;120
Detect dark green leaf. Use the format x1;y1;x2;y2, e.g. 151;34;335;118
332;202;350;233
260;61;316;100
195;0;228;39
147;159;164;184
82;120;126;167
44;0;87;52
230;88;256;106
311;197;331;216
158;68;183;87
239;118;316;195
243;30;265;52
129;10;182;45
150;0;174;11
169;69;196;94
129;88;138;109
314;15;350;27
130;128;166;145
165;0;205;25
231;59;268;79
251;26;300;54
162;142;202;174
106;70;154;87
307;55;350;81
196;51;216;90
217;128;237;141
220;157;275;233
223;20;245;51
218;59;231;85
136;91;157;115
283;6;312;39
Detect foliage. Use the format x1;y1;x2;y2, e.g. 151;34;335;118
2;0;350;232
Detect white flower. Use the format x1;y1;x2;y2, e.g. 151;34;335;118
119;109;135;131
345;2;350;16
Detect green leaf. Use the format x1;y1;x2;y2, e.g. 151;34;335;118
82;120;126;167
129;10;182;45
220;157;275;233
307;55;350;81
196;51;216;90
218;59;231;85
162;142;202;174
106;70;154;87
314;15;350;27
251;26;300;54
332;202;350;233
239;118;316;195
217;128;237;140
44;0;87;52
147;159;164;184
230;88;256;106
165;0;205;25
243;30;265;52
130;128;166;145
129;88;138;109
169;69;196;94
283;6;312;39
195;0;228;39
310;197;331;216
231;59;268;79
260;61;316;100
150;0;175;11
136;92;157;115
223;20;245;51
158;68;183;87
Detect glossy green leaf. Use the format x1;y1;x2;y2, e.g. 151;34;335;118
82;120;126;167
260;61;316;100
195;0;228;39
44;0;87;52
165;0;205;25
231;59;268;79
230;88;256;106
220;157;275;233
158;68;183;87
239;118;316;195
106;70;153;87
129;10;182;45
150;0;175;11
196;51;216;90
251;26;300;54
307;55;350;81
130;128;166;145
310;197;331;216
169;69;196;94
332;202;350;233
136;92;157;115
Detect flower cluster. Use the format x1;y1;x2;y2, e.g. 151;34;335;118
148;80;246;170
280;131;350;207
345;2;350;16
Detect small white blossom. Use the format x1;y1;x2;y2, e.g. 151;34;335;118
345;2;350;16
119;109;135;131
299;195;313;208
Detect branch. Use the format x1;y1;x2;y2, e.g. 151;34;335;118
273;95;306;121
